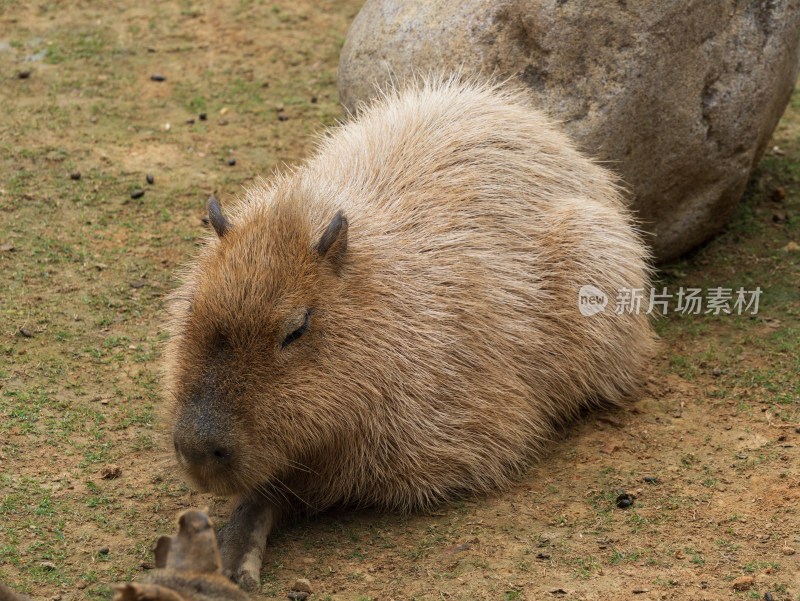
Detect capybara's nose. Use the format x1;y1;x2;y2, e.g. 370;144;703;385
174;429;236;468
173;411;236;469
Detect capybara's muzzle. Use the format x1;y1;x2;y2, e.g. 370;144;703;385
173;406;238;475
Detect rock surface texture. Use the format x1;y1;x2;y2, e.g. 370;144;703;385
338;0;800;261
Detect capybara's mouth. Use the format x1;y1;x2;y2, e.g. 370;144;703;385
175;453;247;496
185;467;246;496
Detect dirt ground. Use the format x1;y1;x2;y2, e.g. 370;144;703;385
0;1;798;600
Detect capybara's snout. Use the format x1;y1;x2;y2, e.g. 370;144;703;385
173;404;239;483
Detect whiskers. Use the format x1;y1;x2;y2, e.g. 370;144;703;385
271;455;318;476
253;476;319;514
237;450;320;512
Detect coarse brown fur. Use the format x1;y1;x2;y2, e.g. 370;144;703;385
163;77;654;517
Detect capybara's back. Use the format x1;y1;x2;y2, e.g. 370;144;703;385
165;78;653;514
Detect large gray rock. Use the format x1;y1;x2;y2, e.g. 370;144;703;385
338;0;800;262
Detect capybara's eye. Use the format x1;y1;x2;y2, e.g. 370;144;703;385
281;310;310;348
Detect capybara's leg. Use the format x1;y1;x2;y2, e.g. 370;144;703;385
216;498;277;591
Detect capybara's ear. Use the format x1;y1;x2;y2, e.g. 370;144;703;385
315;210;348;266
207;194;231;238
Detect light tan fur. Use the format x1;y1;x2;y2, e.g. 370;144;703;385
164;78;653;516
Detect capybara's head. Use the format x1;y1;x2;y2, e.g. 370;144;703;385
165;194;348;496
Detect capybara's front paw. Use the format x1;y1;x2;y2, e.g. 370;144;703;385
231;569;259;592
218;537;260;591
217;497;277;591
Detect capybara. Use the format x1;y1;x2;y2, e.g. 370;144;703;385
164;78;653;587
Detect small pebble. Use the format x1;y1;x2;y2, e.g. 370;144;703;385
277;113;288;121
765;593;775;601
220;107;229;116
150;74;166;82
40;561;57;571
19;327;33;338
615;492;634;509
130;189;145;199
782;546;796;555
445;543;470;553
310;96;317;103
146;174;154;185
732;575;753;592
292;579;313;593
69;172;81;181
218;118;228;126
98;546;109;555
771;187;786;202
712;367;722;376
100;465;122;479
199;112;207;121
287;594;308;601
18;69;32;79
185;118;195;125
643;476;657;483
228;158;236;166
